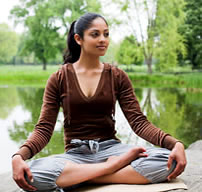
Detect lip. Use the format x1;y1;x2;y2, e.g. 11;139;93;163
96;46;107;50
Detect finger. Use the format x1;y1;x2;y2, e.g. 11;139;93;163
167;163;183;180
136;147;146;153
138;153;148;158
16;176;36;191
16;180;36;191
167;155;174;170
140;147;146;152
25;167;34;183
15;179;25;189
21;177;37;191
130;147;146;155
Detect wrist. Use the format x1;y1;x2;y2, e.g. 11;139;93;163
12;154;24;161
175;141;184;148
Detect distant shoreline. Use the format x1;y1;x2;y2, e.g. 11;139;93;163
0;65;202;88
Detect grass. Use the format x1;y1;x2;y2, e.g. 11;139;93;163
0;64;202;88
0;65;60;87
119;64;193;73
118;64;202;88
128;72;202;88
180;73;202;88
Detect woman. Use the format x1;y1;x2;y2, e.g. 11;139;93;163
12;12;186;192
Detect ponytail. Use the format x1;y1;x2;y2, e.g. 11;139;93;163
63;21;81;64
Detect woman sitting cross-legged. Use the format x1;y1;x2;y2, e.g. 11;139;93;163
12;12;187;192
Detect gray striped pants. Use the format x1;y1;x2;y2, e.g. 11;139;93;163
25;139;176;192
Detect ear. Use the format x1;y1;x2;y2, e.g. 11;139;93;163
74;34;82;46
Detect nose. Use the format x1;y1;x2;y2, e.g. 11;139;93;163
99;34;106;42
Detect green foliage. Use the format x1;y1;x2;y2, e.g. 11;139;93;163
116;35;144;65
85;0;102;13
113;0;186;73
0;23;19;63
101;40;120;64
178;0;202;69
14;34;36;64
128;72;202;88
154;0;186;72
10;0;102;69
0;87;19;119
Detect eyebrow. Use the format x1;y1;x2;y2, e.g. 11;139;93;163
89;29;109;32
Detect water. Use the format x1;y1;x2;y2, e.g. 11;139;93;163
1;87;202;174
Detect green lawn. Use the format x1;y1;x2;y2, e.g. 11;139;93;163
0;64;202;88
0;65;60;87
128;72;202;88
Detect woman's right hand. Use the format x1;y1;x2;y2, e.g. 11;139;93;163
12;155;36;191
106;147;148;173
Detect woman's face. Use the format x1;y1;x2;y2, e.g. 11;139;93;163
76;17;109;57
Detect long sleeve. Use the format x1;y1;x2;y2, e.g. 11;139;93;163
116;69;178;150
15;72;61;160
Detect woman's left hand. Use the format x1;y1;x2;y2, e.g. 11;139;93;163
167;142;187;181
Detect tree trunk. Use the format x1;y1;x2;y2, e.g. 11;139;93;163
143;50;153;74
13;56;16;66
42;59;47;70
145;56;153;74
142;88;152;112
191;52;198;70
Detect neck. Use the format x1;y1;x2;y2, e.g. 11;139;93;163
74;51;101;70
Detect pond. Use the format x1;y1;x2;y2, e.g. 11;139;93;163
1;86;202;174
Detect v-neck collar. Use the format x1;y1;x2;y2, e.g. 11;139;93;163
70;63;106;101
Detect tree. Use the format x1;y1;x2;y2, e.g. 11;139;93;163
116;35;144;65
10;0;102;70
154;0;186;72
179;0;202;69
101;40;120;64
14;33;36;65
113;0;186;73
0;23;19;63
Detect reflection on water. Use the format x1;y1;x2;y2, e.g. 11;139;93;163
1;87;202;174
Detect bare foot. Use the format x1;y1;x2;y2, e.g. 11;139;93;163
106;147;148;173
